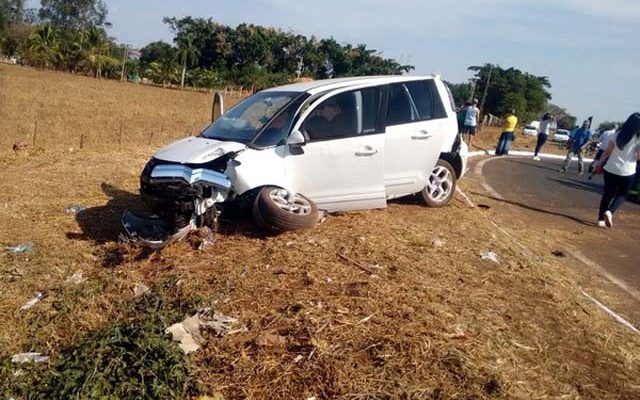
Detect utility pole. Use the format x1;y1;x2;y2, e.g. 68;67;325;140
468;78;478;103
479;64;493;116
120;45;129;81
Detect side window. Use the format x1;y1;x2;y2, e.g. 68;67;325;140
386;83;415;125
302;87;381;141
404;80;448;120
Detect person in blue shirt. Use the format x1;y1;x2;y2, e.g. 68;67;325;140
560;120;592;174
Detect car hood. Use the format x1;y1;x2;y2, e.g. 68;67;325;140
153;136;246;164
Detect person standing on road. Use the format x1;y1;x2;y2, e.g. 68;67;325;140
463;98;480;148
596;113;640;228
560;120;592;174
588;125;617;176
533;113;554;161
495;109;518;155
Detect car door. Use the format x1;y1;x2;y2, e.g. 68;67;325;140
383;80;450;197
284;86;386;212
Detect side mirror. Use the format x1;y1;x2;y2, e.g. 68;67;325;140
287;130;306;147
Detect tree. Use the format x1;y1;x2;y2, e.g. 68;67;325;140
468;63;552;122
546;103;577;130
0;0;24;33
175;34;200;88
140;40;174;69
39;0;107;29
28;23;60;67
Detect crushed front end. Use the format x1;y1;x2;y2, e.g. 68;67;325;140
121;154;235;249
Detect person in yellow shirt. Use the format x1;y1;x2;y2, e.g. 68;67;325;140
495;109;518;155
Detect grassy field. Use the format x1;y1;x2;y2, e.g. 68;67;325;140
1;65;639;399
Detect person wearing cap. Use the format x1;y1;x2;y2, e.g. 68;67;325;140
463;98;480;147
495;109;518;155
560;120;592;174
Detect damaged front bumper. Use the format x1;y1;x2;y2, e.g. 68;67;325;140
120;159;233;248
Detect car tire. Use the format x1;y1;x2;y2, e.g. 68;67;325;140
421;159;457;207
253;186;319;233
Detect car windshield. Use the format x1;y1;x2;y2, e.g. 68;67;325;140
201;91;300;143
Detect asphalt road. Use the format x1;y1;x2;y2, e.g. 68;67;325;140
479;156;640;296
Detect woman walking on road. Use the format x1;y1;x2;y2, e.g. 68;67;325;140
596;112;640;228
533;113;554;160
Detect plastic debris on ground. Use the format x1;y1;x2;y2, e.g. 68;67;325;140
20;292;44;310
65;272;87;284
64;205;86;214
432;239;446;247
6;242;32;254
166;308;242;354
480;251;499;263
133;283;150;297
11;352;49;364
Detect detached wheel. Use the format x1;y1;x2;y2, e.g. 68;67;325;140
421;159;456;207
253;186;319;233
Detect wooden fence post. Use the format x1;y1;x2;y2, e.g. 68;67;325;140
119;120;123;146
32;119;38;147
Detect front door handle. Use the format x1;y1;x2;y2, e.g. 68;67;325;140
355;145;379;156
411;130;433;140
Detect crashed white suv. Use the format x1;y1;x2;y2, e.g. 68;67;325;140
126;75;467;245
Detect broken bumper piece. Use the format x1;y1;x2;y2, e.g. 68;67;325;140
120;210;196;249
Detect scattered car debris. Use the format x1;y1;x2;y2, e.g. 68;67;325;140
11;352;49;364
133;283;150;297
64;205;86;214
65;272;87;284
166;309;241;354
480;251;499;263
120;210;196;249
6;242;32;254
20;292;44;310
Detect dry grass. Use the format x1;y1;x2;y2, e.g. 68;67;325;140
0;64;242;154
1;65;639;399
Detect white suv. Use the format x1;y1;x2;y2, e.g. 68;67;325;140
127;76;467;245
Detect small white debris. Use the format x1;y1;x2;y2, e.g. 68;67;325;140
20;292;44;310
133;283;150;297
432;239;446;247
11;353;49;364
293;355;304;363
65;272;87;284
326;277;333;284
480;251;499;263
166;309;240;354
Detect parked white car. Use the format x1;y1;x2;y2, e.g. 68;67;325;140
553;129;570;143
522;125;538;137
126;75;468;246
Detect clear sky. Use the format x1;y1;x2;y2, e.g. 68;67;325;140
28;0;640;125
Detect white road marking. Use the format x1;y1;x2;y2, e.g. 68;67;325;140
581;290;640;334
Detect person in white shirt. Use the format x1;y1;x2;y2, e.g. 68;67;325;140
463;98;480;147
596;113;640;228
588;126;617;175
533;113;555;160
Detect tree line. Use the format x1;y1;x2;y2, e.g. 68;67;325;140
0;0;413;90
2;1;583;125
